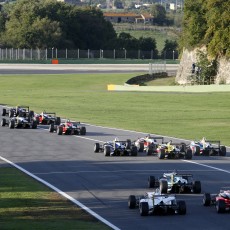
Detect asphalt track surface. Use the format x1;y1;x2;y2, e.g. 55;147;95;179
0;108;230;230
0;65;229;230
0;63;178;75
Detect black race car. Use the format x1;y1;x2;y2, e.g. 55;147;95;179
148;171;201;194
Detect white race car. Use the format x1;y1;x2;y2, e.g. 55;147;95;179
128;188;186;216
134;135;164;155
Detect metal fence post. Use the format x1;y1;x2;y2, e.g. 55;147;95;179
66;48;67;59
31;48;32;60
113;49;115;59
78;49;79;59
88;49;90;59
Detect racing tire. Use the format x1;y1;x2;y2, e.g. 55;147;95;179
126;139;131;150
185;149;192;160
31;120;37;129
139;142;144;152
177;201;186;215
139;202;149;216
1;118;6;126
146;145;153;155
158;149;165;159
104;146;110;156
216;200;226;213
94;143;100;153
148;176;155;188
29;110;34;118
193;181;201;194
80;127;86;135
219;146;226;156
180;143;186;152
128;195;136;209
49;124;54;133
57;126;63;135
9;120;15;129
56;117;61;125
159;180;168;194
130;146;138;156
194;146;200;156
9;109;14;118
203;193;211;206
2;108;6;116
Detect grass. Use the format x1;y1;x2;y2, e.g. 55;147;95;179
114;24;180;52
0;73;230;146
0;167;110;230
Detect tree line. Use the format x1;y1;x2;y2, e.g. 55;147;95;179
0;0;176;58
181;0;230;58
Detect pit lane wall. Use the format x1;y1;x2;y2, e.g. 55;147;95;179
107;84;230;92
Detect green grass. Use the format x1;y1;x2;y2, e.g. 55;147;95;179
146;76;176;86
0;167;110;230
0;73;230;146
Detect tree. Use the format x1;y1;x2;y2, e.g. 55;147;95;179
150;4;167;26
161;39;178;59
0;0;117;49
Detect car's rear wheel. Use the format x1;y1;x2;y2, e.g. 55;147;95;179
158;149;165;159
126;139;131;149
185;149;192;159
128;195;136;209
94;143;100;153
194;146;200;156
104;146;110;156
2;108;6;116
80;127;86;135
216;200;226;213
31;120;37;129
159;180;168;194
57;126;63;135
139;142;144;152
1;118;6;126
219;146;226;156
139;202;149;216
9;120;15;129
130;146;138;156
49;124;54;132
56;117;61;125
203;193;211;206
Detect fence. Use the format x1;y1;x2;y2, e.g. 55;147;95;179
0;48;179;60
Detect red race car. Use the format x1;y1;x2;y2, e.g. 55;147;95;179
49;119;86;135
203;189;230;213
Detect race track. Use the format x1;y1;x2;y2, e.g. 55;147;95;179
0;106;230;230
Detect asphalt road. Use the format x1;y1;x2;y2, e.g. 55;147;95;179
0;107;230;230
0;63;178;75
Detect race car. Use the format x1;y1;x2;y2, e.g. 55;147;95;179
156;140;192;159
2;105;34;118
134;135;164;155
49;119;86;135
203;188;230;213
148;171;201;194
128;188;186;216
34;111;61;125
94;138;138;156
1;116;37;129
190;137;226;156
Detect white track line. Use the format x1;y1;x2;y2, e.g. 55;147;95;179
183;160;230;174
0;156;120;230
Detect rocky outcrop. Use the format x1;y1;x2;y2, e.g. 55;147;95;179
176;48;230;85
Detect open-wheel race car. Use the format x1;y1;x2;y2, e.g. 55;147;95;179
128;188;186;216
34;111;61;125
1;116;37;129
203;188;230;213
156;140;192;160
134;135;164;155
2;105;34;118
148;171;201;194
94;138;138;156
49;120;86;135
189;137;226;156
